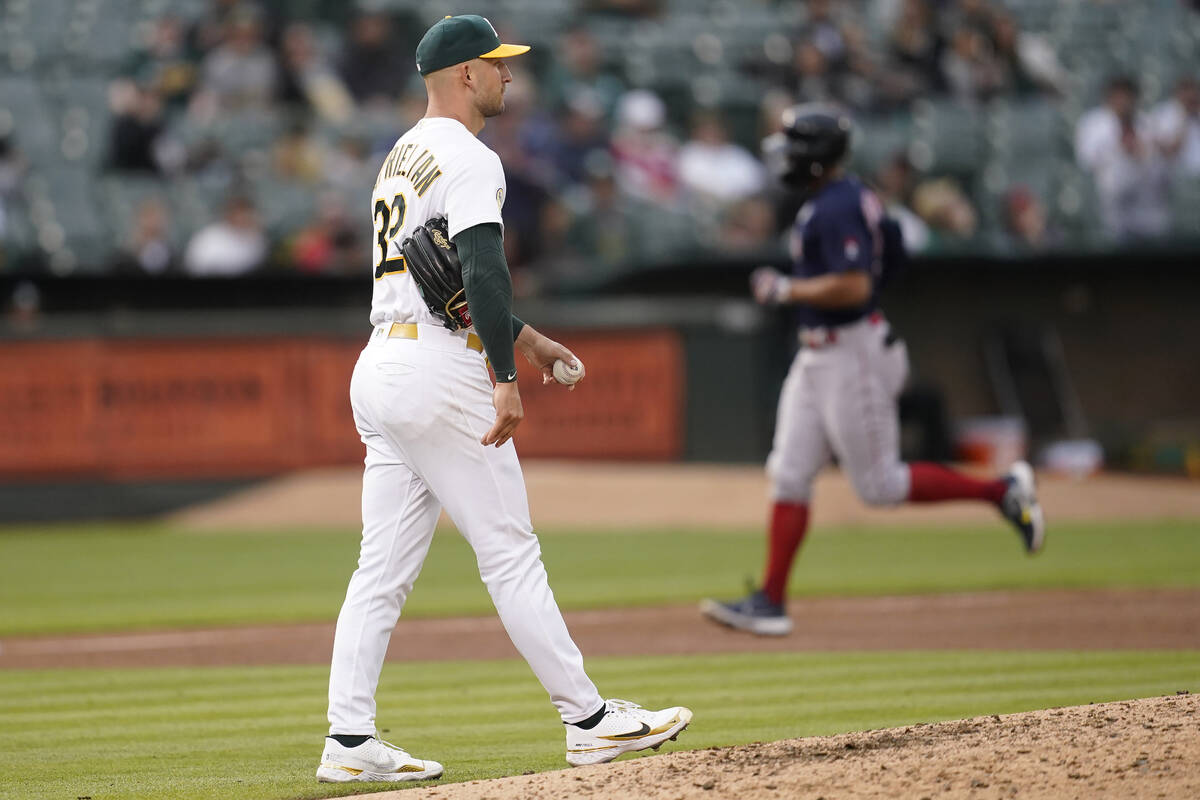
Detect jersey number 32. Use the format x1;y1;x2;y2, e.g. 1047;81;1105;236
373;193;408;280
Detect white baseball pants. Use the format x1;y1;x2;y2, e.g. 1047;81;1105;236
327;323;603;734
768;315;912;506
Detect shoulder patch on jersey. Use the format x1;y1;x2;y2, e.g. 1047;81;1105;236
495;187;504;209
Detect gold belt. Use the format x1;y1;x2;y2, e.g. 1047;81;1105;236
387;322;483;354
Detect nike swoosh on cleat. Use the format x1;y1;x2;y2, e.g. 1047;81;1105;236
600;722;651;740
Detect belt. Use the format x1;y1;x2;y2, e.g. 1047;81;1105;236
799;311;885;350
386;322;484;354
799;328;837;348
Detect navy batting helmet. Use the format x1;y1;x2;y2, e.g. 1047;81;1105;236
762;104;852;187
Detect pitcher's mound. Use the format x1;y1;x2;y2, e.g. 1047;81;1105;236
356;694;1198;800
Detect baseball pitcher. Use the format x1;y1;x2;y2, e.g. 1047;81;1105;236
318;15;691;784
701;105;1046;636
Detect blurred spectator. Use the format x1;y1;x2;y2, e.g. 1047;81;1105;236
523;198;576;294
123;16;197;111
942;0;996;37
1076;76;1170;239
189;0;251;55
678;113;766;206
801;0;853;69
835;26;884;111
6;280;40;334
758;89;795;140
277;22;355;124
611;90;679;205
503;69;563;189
183;194;267;276
547;94;610;186
272;122;325;184
0;148;7;242
718;196;776;252
288;192;361;274
990;11;1069;97
480;71;555;268
781;22;876;111
340;14;409;105
0;133;22;234
793;41;841;104
1151;75;1200;176
561;153;637;270
193;9;277;115
544;28;625;120
912;176;978;242
1003;184;1058;250
323;135;374;196
112;199;176;275
795;0;881;109
872;152;931;252
887;0;943;95
584;0;664;18
107;82;166;173
941;23;1007;103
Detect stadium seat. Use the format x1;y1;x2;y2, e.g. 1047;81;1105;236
0;77;58;163
986;99;1068;162
849;114;914;178
43;76;113;169
909;100;984;176
97;175;168;248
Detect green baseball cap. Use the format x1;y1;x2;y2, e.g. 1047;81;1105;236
415;15;530;76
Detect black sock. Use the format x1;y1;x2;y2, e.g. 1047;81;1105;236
567;705;607;729
331;734;372;748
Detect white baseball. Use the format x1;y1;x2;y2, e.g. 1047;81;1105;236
552;358;585;385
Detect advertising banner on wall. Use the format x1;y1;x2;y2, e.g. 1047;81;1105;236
0;330;684;480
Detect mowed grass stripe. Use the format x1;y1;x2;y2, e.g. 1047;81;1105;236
2;520;1199;635
2;652;1198;800
18;666;1172;726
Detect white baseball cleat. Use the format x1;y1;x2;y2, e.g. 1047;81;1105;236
565;699;693;767
316;736;443;783
1000;460;1045;554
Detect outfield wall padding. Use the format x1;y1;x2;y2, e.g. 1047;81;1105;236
0;330;684;480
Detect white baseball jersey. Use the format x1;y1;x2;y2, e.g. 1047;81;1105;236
368;117;507;327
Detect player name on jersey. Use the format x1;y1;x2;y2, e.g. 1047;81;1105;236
374;142;444;197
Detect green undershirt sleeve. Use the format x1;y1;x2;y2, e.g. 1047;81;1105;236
454;223;520;382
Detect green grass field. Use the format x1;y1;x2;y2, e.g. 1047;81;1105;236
1;651;1196;800
1;519;1198;635
2;518;1198;799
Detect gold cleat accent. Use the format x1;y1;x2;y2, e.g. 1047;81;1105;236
322;764;363;776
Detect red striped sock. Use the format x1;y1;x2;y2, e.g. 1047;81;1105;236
907;462;1008;505
761;501;809;606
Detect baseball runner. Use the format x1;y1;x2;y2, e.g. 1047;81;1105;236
317;16;691;783
701;105;1045;636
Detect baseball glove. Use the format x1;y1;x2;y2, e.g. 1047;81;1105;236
401;217;472;331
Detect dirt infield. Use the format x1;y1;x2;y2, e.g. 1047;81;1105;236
166;463;1200;532
2;588;1196;670
378;694;1199;800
